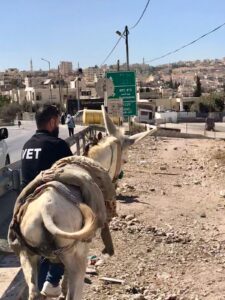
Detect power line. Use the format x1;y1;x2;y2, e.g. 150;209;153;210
100;1;151;66
100;35;123;66
146;21;225;63
130;0;151;30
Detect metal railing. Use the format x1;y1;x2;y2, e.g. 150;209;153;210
160;123;225;137
0;125;105;198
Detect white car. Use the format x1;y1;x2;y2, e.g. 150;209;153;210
0;128;10;169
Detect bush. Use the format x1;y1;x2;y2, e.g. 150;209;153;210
0;95;10;109
0;102;21;122
189;102;199;112
21;100;32;112
197;92;225;113
21;100;42;113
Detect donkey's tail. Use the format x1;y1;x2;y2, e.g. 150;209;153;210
42;203;97;241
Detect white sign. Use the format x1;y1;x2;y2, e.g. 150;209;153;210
107;99;123;118
95;78;114;98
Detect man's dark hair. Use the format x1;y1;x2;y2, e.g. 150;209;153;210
35;105;59;129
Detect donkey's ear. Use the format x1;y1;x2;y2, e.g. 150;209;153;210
129;130;152;143
101;105;121;138
123;127;157;148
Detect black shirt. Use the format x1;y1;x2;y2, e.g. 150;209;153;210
21;130;72;186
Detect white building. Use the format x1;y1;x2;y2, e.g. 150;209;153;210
70;76;97;100
7;74;97;108
59;61;73;76
8;85;77;110
155;111;178;124
83;67;104;83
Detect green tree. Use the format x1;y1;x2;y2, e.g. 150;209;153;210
194;76;202;97
21;100;32;112
174;81;180;90
168;78;173;89
198;93;225;113
189;101;199;112
0;95;10;109
0;102;21;122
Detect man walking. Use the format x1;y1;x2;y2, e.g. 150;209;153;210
21;104;72;297
65;114;75;137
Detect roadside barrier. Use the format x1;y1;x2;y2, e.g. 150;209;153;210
0;125;105;199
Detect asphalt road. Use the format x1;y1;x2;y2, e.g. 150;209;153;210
5;121;84;163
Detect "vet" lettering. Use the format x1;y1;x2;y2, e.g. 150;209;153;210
22;148;42;159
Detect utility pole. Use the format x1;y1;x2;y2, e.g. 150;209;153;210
103;79;108;111
77;77;80;111
77;67;83;111
117;59;120;71
116;26;130;71
125;25;129;71
57;66;62;108
41;58;52;103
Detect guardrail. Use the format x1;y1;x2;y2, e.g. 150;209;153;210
0;125;105;199
66;125;105;155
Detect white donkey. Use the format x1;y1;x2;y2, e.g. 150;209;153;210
9;108;155;300
8;156;114;300
87;106;157;182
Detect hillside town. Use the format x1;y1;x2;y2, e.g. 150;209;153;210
0;57;225;125
2;0;225;298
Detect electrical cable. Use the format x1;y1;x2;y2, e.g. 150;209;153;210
146;21;225;63
100;0;151;66
130;0;151;30
100;35;123;66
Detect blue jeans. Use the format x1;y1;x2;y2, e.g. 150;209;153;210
38;257;64;290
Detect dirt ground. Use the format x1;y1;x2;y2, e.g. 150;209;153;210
82;136;225;300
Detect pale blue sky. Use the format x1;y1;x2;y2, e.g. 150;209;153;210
0;0;225;71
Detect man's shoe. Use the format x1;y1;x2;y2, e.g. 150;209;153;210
41;281;61;297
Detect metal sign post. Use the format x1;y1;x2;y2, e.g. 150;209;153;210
95;78;114;112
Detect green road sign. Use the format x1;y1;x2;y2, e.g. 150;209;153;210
106;71;137;117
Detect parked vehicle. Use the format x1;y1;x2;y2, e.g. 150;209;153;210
0;128;10;169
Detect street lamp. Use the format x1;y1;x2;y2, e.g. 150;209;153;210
116;26;129;71
41;57;53;102
76;68;83;111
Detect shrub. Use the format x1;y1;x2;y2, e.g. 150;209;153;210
0;102;21;122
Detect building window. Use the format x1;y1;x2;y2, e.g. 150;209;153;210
140;111;148;116
81;91;91;96
36;94;42;101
